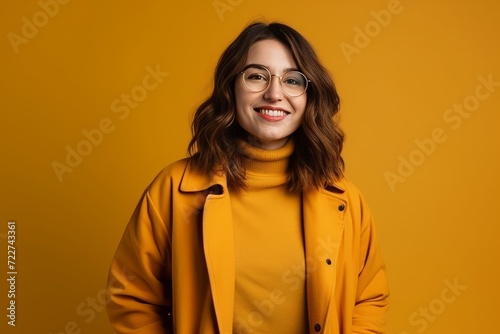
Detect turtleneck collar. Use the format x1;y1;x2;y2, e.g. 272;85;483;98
238;138;294;189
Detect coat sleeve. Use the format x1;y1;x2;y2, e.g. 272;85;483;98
352;192;390;334
106;186;173;334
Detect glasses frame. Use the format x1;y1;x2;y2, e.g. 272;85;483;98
239;64;310;97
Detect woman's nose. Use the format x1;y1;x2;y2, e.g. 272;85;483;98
263;75;283;101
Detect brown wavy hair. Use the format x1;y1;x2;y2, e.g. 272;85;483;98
188;21;344;192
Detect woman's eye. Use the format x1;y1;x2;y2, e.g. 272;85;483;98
285;78;299;85
248;74;267;81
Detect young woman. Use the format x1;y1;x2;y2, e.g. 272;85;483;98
107;22;389;334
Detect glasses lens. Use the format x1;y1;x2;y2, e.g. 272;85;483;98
243;67;270;92
282;71;308;96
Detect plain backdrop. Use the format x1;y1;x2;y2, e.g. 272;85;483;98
1;0;499;333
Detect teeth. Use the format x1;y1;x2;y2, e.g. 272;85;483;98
259;109;286;117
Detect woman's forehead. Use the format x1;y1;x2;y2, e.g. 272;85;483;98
245;39;297;71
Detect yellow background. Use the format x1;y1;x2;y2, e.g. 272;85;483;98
1;0;499;333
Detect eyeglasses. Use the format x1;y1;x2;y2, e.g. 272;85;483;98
239;64;310;97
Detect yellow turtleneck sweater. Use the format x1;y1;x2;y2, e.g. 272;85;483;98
232;139;308;334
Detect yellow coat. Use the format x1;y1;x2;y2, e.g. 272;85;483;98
107;159;389;333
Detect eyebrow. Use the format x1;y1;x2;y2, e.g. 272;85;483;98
243;63;300;73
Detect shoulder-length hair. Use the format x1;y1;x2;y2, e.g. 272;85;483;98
188;21;344;192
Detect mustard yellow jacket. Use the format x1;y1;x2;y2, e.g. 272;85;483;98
107;159;389;333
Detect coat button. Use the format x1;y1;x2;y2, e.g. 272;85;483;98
326;259;332;265
314;323;321;332
338;204;345;211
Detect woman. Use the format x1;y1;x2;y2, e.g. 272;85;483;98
107;22;389;333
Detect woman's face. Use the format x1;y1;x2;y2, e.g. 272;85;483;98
234;39;307;150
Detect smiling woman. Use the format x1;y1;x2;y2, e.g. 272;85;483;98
107;21;389;334
188;22;346;192
234;39;308;150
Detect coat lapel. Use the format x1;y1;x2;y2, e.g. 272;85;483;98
202;191;234;334
180;164;235;334
303;184;346;332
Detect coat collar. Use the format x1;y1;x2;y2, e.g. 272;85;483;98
179;161;227;193
178;158;346;195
